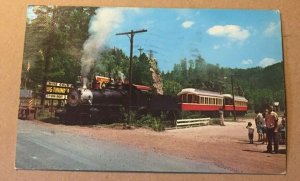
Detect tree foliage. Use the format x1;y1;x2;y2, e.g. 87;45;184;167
22;6;96;91
163;58;286;111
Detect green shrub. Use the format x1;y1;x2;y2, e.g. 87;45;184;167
135;114;165;131
121;108;166;131
137;114;153;127
37;110;52;120
151;118;165;131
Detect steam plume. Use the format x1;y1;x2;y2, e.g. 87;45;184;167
118;71;125;83
81;8;124;78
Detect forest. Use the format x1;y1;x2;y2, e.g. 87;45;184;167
21;6;286;112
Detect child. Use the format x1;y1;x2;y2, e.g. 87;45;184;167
255;110;263;142
246;122;255;144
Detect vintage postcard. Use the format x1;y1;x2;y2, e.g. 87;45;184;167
16;6;286;174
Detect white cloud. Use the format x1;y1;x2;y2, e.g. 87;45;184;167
213;45;220;50
182;21;194;29
207;25;250;41
259;58;280;68
242;59;253;65
264;22;281;36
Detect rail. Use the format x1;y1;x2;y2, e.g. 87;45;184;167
176;117;211;128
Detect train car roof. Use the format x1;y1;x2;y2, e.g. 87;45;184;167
133;84;152;91
177;88;224;98
222;94;248;102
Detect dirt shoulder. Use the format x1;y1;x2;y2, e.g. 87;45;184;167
31;118;286;174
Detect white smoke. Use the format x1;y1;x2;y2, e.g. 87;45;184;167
81;8;124;77
82;77;88;89
118;71;125;83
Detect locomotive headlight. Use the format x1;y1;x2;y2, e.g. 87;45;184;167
80;89;93;105
67;89;80;107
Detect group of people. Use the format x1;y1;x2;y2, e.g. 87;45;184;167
246;106;286;154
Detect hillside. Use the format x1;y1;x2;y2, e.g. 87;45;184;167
162;58;285;111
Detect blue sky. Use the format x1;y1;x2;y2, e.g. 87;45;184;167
28;7;283;72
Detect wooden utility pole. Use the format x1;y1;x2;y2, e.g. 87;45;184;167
116;29;147;122
230;75;237;121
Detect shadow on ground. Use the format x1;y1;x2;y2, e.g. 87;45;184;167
38;118;130;130
242;148;286;154
39;117;106;127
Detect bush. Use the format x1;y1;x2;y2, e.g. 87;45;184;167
151;118;164;131
137;114;153;127
124;113;165;131
120;108;166;131
37;110;52;120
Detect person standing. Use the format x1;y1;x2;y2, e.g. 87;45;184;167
261;113;267;144
265;106;279;153
246;122;255;144
255;110;263;142
219;108;225;126
279;112;287;144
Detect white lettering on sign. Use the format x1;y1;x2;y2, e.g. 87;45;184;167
46;87;70;94
46;81;72;88
45;94;68;100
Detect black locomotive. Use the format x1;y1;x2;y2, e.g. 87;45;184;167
57;82;178;124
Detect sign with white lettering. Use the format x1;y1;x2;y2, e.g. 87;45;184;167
46;81;72;88
46;86;70;94
45;94;68;100
46;81;72;100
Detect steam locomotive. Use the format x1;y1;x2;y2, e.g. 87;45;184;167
57;78;178;124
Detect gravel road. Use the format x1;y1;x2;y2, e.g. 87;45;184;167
16;120;229;173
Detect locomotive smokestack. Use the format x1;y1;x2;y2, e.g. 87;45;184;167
118;71;125;83
82;77;88;89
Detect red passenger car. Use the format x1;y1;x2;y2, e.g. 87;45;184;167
222;94;248;116
177;88;248;117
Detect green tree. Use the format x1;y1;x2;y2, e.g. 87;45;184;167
163;80;183;96
23;6;96;108
162;55;285;111
132;53;152;86
94;47;128;81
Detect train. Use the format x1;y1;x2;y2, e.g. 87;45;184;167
177;88;248;117
57;79;178;124
57;77;248;124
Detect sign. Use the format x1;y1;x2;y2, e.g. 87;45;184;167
46;86;70;94
95;76;111;89
20;89;33;98
46;81;72;100
46;94;68;100
46;81;72;88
